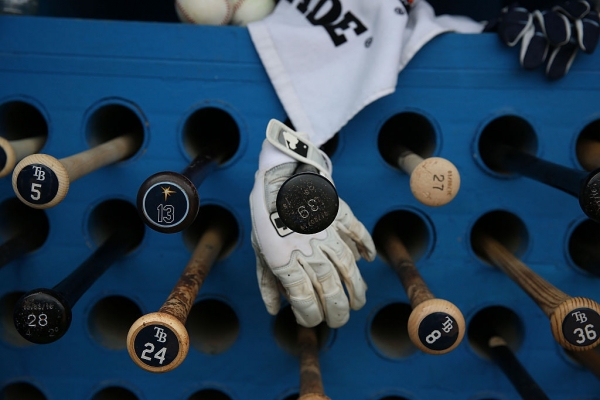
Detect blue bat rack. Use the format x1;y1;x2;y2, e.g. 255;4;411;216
1;3;600;399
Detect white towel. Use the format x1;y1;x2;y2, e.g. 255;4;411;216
248;0;484;146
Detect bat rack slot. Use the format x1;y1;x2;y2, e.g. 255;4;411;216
575;119;600;172
567;218;600;277
0;99;48;145
470;210;530;265
87;295;142;350
369;302;416;359
377;111;437;170
181;204;239;261
372;209;433;265
467;305;524;360
0;382;46;400
89;386;139;400
180;107;240;165
186;298;239;355
272;304;331;357
186;389;233;400
85;199;145;253
476;115;538;177
84;102;145;162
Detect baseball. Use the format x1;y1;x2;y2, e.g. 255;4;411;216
230;0;276;26
175;0;235;26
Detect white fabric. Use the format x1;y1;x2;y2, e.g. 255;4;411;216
250;121;376;328
248;0;485;146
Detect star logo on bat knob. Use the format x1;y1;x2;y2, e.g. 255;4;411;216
161;186;176;201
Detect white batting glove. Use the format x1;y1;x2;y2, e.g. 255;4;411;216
250;120;376;328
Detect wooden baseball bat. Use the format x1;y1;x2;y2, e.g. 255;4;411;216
473;232;600;351
127;221;228;372
297;325;331;400
13;214;144;344
12;133;138;209
380;229;465;354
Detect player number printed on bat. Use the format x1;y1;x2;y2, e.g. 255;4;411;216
570;309;598;345
432;174;445;191
25;312;59;338
425;315;454;344
157;204;175;224
134;324;180;368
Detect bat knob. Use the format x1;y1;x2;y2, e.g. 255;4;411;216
136;172;200;234
550;297;600;351
13;288;71;344
12;154;69;209
275;172;339;235
410;157;461;207
127;312;189;373
579;168;600;223
407;299;465;355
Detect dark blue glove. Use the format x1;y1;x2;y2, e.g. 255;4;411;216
494;1;600;79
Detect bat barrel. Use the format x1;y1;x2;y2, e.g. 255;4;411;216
298;325;330;399
13;200;145;344
275;163;339;235
127;218;234;373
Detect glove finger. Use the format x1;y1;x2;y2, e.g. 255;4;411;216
521;12;549;69
542;10;571;46
554;0;590;20
498;4;533;47
546;41;579;79
255;250;282;316
271;260;325;328
299;248;350;329
318;234;368;313
578;10;600;52
334;199;377;262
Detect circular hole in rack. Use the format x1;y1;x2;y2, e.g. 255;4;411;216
181;107;239;164
477;115;538;176
0;100;48;142
88;295;142;350
470;210;529;262
369;302;416;359
281;395;298;400
567;218;600;277
0;197;49;252
182;204;239;261
273;304;331;356
84;103;145;161
576;119;600;171
0;382;46;400
0;291;31;347
91;386;139;400
378;112;437;168
467;305;524;360
188;389;232;400
372;209;433;264
187;298;239;354
87;199;145;253
379;397;410;400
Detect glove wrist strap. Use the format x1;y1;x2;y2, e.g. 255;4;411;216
266;119;332;180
